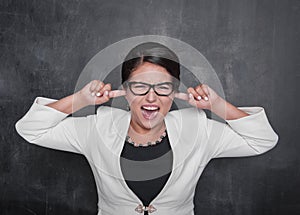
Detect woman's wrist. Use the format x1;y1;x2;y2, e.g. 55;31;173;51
72;91;91;112
45;92;89;115
210;97;249;120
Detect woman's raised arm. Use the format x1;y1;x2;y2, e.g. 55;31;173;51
46;80;114;114
175;84;278;158
15;80;126;153
176;83;249;120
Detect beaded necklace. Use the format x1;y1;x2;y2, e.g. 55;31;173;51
125;130;167;147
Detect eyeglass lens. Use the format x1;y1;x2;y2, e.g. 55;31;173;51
129;82;173;96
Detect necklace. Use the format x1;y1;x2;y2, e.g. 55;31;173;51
125;130;167;147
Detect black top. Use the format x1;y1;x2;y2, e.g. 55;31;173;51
120;133;173;214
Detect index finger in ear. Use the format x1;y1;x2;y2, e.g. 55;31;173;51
174;92;189;101
109;90;126;98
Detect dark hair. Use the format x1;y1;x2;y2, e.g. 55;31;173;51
121;42;180;89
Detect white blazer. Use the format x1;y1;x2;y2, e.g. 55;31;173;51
15;97;278;215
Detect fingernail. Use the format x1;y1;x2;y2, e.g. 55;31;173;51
204;96;209;101
189;93;193;99
197;96;202;100
104;91;109;96
96;92;101;97
91;92;95;97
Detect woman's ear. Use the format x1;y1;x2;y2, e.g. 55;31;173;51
168;91;176;101
122;85;129;101
122;86;131;111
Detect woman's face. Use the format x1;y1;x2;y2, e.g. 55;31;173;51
125;62;175;132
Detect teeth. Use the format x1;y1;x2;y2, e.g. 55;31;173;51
142;106;158;111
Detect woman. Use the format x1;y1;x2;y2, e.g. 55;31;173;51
15;42;278;215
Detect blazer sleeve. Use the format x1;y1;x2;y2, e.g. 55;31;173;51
15;97;94;154
206;107;279;158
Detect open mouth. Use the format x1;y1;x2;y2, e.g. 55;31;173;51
141;105;160;120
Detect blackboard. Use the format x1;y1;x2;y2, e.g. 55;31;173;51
1;0;299;214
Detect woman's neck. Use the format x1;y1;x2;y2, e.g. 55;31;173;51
128;121;166;144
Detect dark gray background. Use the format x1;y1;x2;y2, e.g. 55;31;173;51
1;0;299;214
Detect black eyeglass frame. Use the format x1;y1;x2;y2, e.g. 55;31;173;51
125;81;175;96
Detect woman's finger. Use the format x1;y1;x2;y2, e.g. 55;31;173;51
200;84;210;96
97;83;111;97
174;92;189;101
94;81;105;96
89;80;104;96
186;87;198;105
194;85;209;101
187;87;202;101
109;90;126;98
90;80;101;96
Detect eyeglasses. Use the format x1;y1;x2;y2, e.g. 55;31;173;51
126;81;175;96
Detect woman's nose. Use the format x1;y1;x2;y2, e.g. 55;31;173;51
145;88;157;102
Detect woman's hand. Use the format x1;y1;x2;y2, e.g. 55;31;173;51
175;84;249;120
175;84;222;111
75;80;126;106
46;80;126;114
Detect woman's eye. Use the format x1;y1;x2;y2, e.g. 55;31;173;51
158;85;171;90
133;84;147;89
